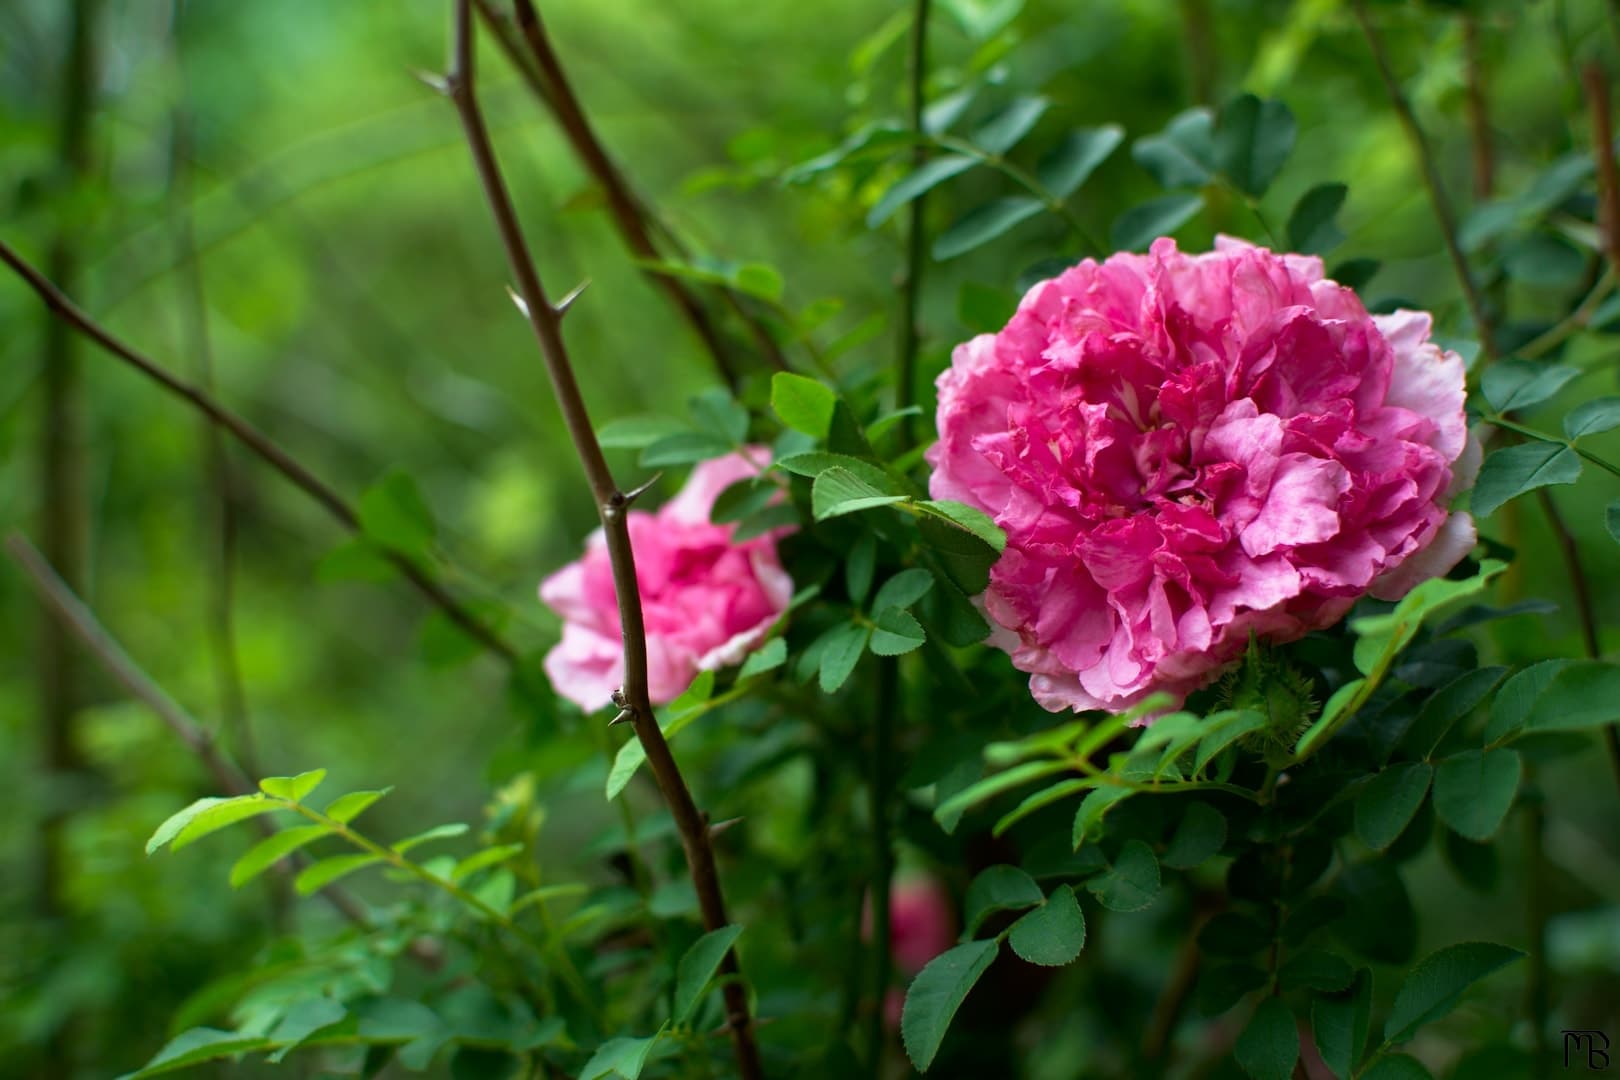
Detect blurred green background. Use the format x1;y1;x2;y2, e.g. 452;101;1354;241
3;0;1619;1076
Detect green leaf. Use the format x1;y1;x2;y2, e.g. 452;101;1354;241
1521;660;1620;733
1287;182;1348;254
972;95;1050;155
873;568;935;612
844;536;877;612
1382;941;1523;1044
358;471;435;558
992;778;1096;836
392;822;470;853
260;769;328;803
1311;969;1372;1080
1279;950;1354;993
739;638;787;679
1194;710;1267;775
597;414;692;450
579;1031;665;1080
1071;786;1133;849
687;388;749;444
811;466;906;520
710;478;775;525
1132;107;1216;188
1110;193;1204;252
265;997;348;1063
1480;360;1581;413
932;197;1045;260
1235;997;1299;1080
1214;94;1296;197
674;925;743;1023
1086;839;1160;912
1401;667;1507;759
732;502;801;541
1484;660;1578;743
294;854;384;896
316;538;397;584
1354;762;1433;851
146;797;231;855
918;514;1000;595
774;451;886;481
1432;749;1521;841
324;788;391;825
119;1028;271;1078
918;500;1007;552
870;607;927;655
867;155;977;228
900;940;1000;1072
639;431;732;468
1007;884;1086;966
172;796;281;852
452;843;526;882
1564;396;1620;438
1346;561;1507;679
1163;802;1227;869
1037;125;1124;198
771;373;839;439
964;864;1045;935
229;824;331;888
818;622;871;693
1334;860;1416;965
733;263;783;303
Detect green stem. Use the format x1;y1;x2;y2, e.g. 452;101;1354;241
1483;414;1620;479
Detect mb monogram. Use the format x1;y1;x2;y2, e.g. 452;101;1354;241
1565;1030;1613;1071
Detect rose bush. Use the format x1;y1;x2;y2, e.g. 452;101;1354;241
929;237;1478;713
539;450;793;709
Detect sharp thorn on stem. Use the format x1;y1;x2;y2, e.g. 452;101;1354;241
505;285;530;319
620;472;663;506
555;278;591;316
709;816;744;838
610;708;635;726
410;69;451;96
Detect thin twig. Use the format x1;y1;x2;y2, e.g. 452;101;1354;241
0;238;519;666
477;0;790;386
442;7;762;1077
1585;63;1620;274
1351;0;1498;363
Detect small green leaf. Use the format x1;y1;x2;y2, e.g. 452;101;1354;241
1163;802;1227;869
964;864;1045;935
316;538;397;584
739;638;787;679
1235;997;1299;1080
870;607;927;655
120;1028;271;1078
1110;193;1203;252
358;471;435;557
711;479;775;525
392;822;470;853
1480;360;1581;413
873;568;935;612
1072;786;1133;849
1007;885;1086;966
774;450;885;481
972;95;1050;155
1382;941;1523;1044
1194;711;1267;775
1485;660;1577;742
867;155;977;228
172;797;281;852
294;854;384;896
900;940;1000;1072
579;1030;666;1080
733;263;783;303
229;824;331;888
1401;667;1507;759
992;778;1096;836
933;197;1045;260
846;534;877;607
811;466;906;520
1086;840;1160;912
452;843;526;882
918;500;1007;552
818;622;871;693
1312;969;1373;1080
935;760;1075;826
639;431;732;468
265;997;347;1063
687;388;749;444
324;788;391;826
1037;125;1124;197
1132;107;1216;188
260;769;328;803
1287;182;1348;254
674;925;743;1023
1214;94;1296;197
1354;762;1433;851
1432;749;1521;841
1521;660;1620;733
597;415;692;450
771;373;839;439
1279;950;1354;993
146;797;232;855
1564;396;1620;438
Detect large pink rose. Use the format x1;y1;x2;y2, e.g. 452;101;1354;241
539;451;793;710
928;238;1477;714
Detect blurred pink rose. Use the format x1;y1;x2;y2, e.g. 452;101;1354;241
539;450;793;710
888;876;956;974
928;238;1477;714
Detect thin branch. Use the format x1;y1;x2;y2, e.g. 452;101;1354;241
1351;0;1498;363
475;0;790;386
0;238;519;666
442;7;762;1077
1585;63;1620;274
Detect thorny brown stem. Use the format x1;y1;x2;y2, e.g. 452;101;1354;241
443;6;762;1077
0;238;519;667
1351;0;1498;363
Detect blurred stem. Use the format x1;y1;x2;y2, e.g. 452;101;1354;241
1462;14;1493;200
475;0;790;387
0;239;521;666
166;4;255;777
1178;0;1217;105
1584;63;1620;276
1351;0;1498;364
867;660;898;1073
1510;267;1616;361
895;0;932;449
443;7;761;1076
